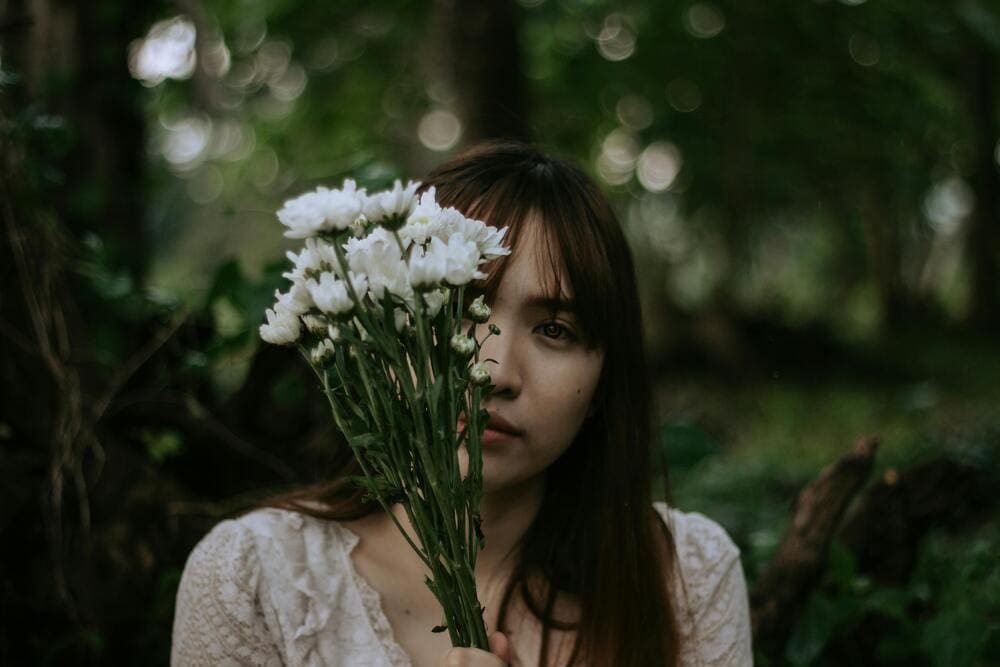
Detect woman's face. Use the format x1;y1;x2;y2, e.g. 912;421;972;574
458;216;605;494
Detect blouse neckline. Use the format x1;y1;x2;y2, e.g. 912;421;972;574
335;522;414;667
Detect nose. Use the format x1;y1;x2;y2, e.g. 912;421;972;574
476;318;521;399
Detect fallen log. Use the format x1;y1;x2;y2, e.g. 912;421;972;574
750;435;880;657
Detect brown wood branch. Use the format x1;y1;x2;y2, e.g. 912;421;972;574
837;457;985;586
750;435;880;655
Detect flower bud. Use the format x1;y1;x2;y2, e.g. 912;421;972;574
394;308;409;333
302;314;328;336
488;323;501;336
470;361;491;386
349;214;370;238
450;334;475;358
467;295;490;323
310;338;336;365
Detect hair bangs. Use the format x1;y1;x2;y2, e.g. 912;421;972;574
421;152;619;351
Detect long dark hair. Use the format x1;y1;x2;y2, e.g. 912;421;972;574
263;141;681;666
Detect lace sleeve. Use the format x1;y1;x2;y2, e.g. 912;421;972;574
657;505;753;667
171;520;284;667
691;543;752;666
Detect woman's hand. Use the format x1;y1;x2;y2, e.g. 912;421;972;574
438;631;513;666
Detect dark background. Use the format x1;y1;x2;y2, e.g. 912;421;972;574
1;0;998;664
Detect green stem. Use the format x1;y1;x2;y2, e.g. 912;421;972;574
311;359;431;570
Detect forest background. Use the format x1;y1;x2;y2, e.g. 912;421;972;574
1;0;998;665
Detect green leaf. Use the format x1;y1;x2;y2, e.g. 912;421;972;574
350;433;381;450
659;420;722;471
785;592;840;665
138;429;183;463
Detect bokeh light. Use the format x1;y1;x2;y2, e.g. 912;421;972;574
597;128;640;185
202;34;232;78
307;37;340;71
256;39;292;82
208;119;254;162
249;147;280;189
685;3;725;39
595;14;637;62
158;114;212;171
848;33;880;67
637;141;683;192
418;109;462;151
128;16;196;86
269;63;308;101
667;78;703;112
923;177;974;235
616;94;654;131
186;166;224;204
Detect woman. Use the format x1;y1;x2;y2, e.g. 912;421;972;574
171;141;752;666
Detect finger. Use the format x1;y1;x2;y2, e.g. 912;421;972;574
439;646;507;666
488;630;511;663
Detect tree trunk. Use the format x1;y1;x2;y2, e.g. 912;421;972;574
429;0;528;144
5;0;154;279
0;1;162;661
966;44;999;331
859;189;909;330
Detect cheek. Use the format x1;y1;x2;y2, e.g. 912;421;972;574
534;355;603;444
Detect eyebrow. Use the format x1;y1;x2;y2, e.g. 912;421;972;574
523;292;576;314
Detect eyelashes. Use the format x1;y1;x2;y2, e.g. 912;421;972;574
536;322;576;341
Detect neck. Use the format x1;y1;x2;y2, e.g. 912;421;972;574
387;474;544;592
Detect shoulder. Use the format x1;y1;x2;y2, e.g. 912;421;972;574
652;502;753;666
173;510;312;665
180;507;362;600
652;501;741;580
180;507;338;578
173;508;361;666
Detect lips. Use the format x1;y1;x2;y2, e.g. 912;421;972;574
456;411;521;436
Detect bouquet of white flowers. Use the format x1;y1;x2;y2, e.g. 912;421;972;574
259;178;510;650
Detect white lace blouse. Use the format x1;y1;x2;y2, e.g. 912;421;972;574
170;502;752;666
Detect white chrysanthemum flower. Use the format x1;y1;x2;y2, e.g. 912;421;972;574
310;338;336;365
372;259;413;302
433;209;510;261
365;179;421;228
344;227;406;273
408;241;447;289
422;288;448;318
283;237;340;282
327;323;342;342
260;307;302;345
277;179;366;239
345;227;413;301
400;192;509;263
406;187;441;225
400;188;445;245
467;223;510;261
440;233;486;286
307;272;367;316
274;283;312;317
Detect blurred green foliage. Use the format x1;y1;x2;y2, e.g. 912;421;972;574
2;0;999;665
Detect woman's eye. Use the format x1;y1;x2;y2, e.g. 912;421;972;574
537;322;575;341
